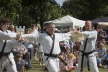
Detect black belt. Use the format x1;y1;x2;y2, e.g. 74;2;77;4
44;53;68;65
80;50;96;71
0;52;10;57
80;50;96;55
44;53;58;58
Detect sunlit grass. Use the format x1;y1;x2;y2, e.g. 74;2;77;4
28;59;108;72
29;44;108;72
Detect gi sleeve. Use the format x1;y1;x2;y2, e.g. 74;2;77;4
82;30;97;39
0;31;17;40
22;29;39;41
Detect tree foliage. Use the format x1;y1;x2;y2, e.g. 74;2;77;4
63;0;108;20
26;0;64;27
0;0;64;27
0;0;22;24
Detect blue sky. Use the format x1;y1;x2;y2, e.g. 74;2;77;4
55;0;65;6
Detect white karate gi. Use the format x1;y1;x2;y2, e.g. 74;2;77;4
22;30;70;72
77;30;99;72
0;30;18;72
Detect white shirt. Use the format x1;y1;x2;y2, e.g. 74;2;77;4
80;30;97;52
22;30;71;54
0;30;18;52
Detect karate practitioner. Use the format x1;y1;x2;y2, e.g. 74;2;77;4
77;21;99;72
22;23;71;72
0;18;21;72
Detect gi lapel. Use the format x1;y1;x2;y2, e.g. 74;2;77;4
46;34;55;60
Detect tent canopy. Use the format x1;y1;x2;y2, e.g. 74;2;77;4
92;17;108;24
45;15;85;28
92;17;108;28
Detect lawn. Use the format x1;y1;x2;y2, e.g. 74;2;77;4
28;44;108;72
27;60;45;72
28;60;108;72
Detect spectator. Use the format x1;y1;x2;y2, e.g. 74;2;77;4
64;53;76;71
96;42;106;67
15;53;26;72
102;49;108;68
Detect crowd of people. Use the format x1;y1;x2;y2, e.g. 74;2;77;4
0;17;108;72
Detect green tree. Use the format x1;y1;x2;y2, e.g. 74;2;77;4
0;0;22;25
0;0;64;27
23;0;64;27
63;0;108;20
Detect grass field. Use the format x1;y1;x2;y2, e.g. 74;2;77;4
28;59;108;72
28;45;108;72
27;60;44;72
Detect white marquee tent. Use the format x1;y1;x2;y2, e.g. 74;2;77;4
45;15;85;28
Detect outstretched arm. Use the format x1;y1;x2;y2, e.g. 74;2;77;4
21;29;39;41
82;30;97;39
0;31;17;40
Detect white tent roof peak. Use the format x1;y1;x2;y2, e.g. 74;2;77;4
45;15;85;27
53;15;73;23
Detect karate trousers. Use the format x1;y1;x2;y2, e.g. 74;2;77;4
77;53;99;72
44;57;60;72
0;53;17;72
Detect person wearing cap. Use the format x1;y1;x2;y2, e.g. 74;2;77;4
76;20;99;72
21;23;71;72
0;17;21;72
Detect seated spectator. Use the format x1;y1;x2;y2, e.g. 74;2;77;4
60;53;76;72
96;42;106;67
73;41;81;52
102;49;108;68
97;28;107;42
12;42;27;56
59;40;71;54
15;53;26;72
65;53;76;71
59;41;67;53
12;42;27;72
100;39;106;45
